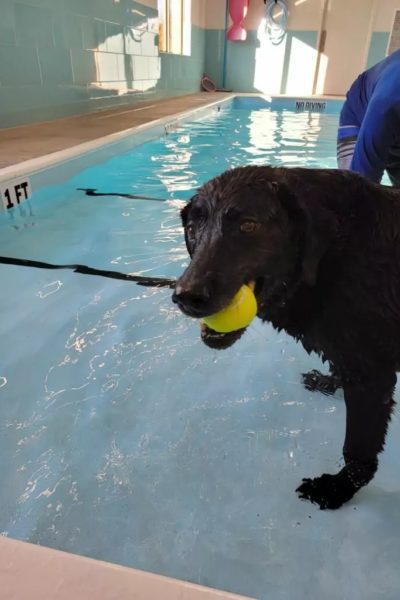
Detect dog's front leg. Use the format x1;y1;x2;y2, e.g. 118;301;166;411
296;368;396;509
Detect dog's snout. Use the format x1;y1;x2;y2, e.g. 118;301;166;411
172;282;211;315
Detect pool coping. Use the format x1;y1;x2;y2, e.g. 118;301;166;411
0;535;254;600
0;94;234;183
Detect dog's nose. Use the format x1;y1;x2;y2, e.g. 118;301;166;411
172;283;211;314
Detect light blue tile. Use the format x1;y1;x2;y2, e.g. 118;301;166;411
38;47;73;84
87;83;115;98
225;32;260;92
70;48;97;84
158;27;206;92
95;51;119;82
82;18;107;51
0;0;16;45
53;12;83;49
281;30;318;93
133;55;148;79
61;0;97;18
159;53;176;89
105;22;124;53
141;31;157;57
41;82;88;105
14;0;61;9
115;53;126;80
192;25;206;59
82;17;97;49
136;79;157;92
73;0;124;22
366;32;389;69
224;28;318;93
128;2;157;28
124;27;142;55
188;25;206;86
94;19;108;51
0;9;209;127
204;29;225;87
147;56;161;80
0;80;146;127
0;83;82;126
122;54;134;85
14;2;55;48
0;45;41;84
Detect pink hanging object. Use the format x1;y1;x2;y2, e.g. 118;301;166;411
227;0;249;41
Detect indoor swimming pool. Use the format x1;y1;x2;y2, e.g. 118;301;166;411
0;97;398;600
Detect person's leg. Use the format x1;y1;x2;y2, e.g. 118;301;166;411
337;125;359;170
386;145;400;187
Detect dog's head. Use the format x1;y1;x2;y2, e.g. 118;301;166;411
172;166;337;349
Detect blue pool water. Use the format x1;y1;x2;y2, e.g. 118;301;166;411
0;99;399;599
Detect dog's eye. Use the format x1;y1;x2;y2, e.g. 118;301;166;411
186;224;195;237
240;221;259;233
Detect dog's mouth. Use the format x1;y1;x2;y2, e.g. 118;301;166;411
200;321;247;350
200;278;265;350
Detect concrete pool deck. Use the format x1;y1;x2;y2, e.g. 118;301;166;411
0;536;254;600
0;93;232;169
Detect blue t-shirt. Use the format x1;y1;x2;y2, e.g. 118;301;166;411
339;49;400;182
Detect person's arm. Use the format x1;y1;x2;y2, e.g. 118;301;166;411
351;95;398;182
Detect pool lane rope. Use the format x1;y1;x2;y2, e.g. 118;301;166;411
0;256;176;289
0;188;183;287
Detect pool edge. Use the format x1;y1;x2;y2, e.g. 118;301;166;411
0;535;254;600
0;93;344;185
0;94;236;184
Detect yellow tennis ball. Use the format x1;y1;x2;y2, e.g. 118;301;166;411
202;284;257;333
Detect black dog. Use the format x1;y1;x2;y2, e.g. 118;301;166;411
172;165;400;510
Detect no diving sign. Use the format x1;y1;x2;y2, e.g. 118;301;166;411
0;178;32;211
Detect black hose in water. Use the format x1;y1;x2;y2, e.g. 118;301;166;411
0;256;176;288
77;188;168;202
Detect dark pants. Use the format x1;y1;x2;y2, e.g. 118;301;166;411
386;146;400;186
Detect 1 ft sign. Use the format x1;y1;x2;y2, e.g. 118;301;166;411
0;178;32;211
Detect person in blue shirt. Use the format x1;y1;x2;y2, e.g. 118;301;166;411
337;49;400;186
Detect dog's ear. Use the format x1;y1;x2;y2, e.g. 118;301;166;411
275;182;338;286
180;201;190;226
180;200;193;257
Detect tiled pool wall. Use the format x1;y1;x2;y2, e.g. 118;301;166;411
0;0;207;128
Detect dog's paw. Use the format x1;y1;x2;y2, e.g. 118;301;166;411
302;370;341;395
296;473;356;510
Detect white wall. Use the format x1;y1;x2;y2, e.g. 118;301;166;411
204;0;325;31
244;0;324;30
372;0;399;31
192;0;207;28
205;0;226;29
204;0;400;95
141;0;206;28
138;0;157;7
